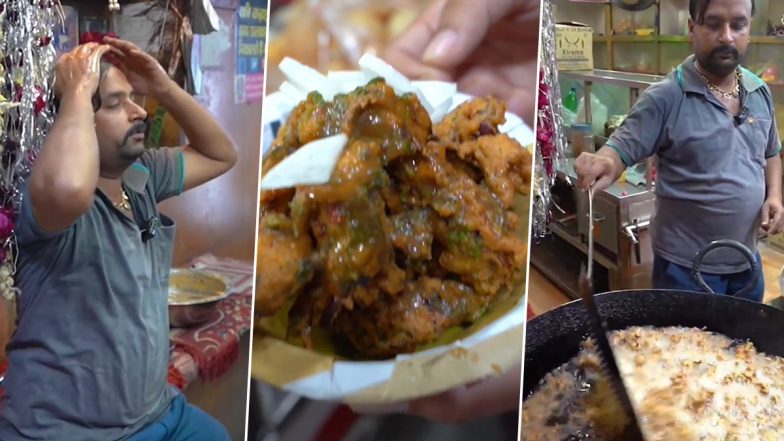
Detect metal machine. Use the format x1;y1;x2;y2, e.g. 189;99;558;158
532;70;663;297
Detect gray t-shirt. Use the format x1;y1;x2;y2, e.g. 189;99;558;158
607;55;781;274
0;148;185;440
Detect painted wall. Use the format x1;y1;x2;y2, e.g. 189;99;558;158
159;6;261;266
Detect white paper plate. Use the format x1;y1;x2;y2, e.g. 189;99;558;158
257;67;531;403
261;79;534;161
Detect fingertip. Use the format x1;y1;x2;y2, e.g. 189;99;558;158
423;30;459;65
382;50;452;82
414;65;453;82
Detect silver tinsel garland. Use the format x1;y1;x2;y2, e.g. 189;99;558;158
532;0;569;238
0;1;58;300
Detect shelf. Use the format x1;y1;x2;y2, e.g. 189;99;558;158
530;233;611;299
559;69;663;89
657;35;689;43
750;36;784;44
611;35;656;42
530;239;580;300
549;222;619;271
595;35;784;44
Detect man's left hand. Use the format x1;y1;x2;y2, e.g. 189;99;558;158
761;197;784;235
103;37;174;98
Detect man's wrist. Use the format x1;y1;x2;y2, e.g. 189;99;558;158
58;90;96;118
152;79;181;105
596;151;624;182
60;88;94;105
767;194;783;204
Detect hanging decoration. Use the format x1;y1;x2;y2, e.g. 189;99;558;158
130;1;193;147
0;1;58;301
108;0;121;13
533;0;569;238
136;0;191;84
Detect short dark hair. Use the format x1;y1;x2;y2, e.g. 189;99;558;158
90;61;114;111
53;60;113;114
689;0;755;23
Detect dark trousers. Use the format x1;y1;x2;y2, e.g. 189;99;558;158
651;253;765;302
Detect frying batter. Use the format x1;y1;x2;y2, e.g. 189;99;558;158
521;327;784;440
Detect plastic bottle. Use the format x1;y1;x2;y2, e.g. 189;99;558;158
564;87;578;113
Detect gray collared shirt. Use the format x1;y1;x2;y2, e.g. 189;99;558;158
0;148;185;440
607;54;781;273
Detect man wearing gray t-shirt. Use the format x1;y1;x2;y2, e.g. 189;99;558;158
0;38;237;440
575;0;783;302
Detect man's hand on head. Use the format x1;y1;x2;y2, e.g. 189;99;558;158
102;37;175;99
54;43;116;102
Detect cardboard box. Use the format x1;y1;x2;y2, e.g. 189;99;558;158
556;22;594;71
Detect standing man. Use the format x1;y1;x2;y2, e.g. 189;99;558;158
0;38;237;440
574;0;783;301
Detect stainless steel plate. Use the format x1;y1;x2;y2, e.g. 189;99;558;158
168;269;229;328
168;269;229;306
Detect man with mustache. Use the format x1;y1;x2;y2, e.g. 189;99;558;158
0;38;237;440
574;0;781;301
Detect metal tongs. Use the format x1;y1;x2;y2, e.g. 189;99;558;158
580;187;645;440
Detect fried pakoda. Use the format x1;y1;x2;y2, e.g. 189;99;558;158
255;214;314;317
333;277;487;357
257;78;531;358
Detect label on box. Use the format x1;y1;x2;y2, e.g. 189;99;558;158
556;22;594;71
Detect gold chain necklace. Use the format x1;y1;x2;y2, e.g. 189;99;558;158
114;189;131;211
697;69;741;99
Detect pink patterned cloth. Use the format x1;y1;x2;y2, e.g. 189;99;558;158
168;254;253;388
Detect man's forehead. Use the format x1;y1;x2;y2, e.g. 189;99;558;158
99;67;133;97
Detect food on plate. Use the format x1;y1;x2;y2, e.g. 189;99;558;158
257;78;531;358
521;326;784;441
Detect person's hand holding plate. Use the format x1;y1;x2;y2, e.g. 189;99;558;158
384;0;540;125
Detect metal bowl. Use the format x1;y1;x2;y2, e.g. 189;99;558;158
168;269;229;328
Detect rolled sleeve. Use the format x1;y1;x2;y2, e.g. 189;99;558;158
15;180;68;245
607;90;667;166
765;135;781;159
764;88;782;159
139;147;186;203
